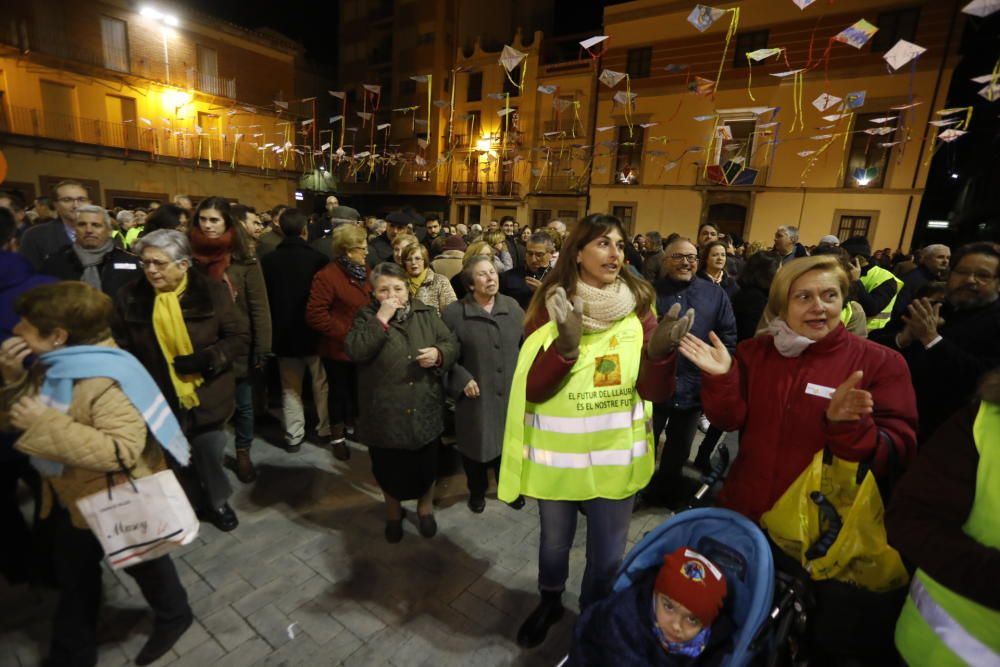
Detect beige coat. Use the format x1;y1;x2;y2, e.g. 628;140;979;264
14;376;166;529
414;269;457;315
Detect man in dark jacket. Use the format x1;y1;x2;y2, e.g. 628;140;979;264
500;232;554;309
644;238;737;508
40;204;140;298
890;243;951;321
19;180;89;268
841;236;901;330
500;216;525;270
261;211;338;455
367;211;408;267
422;215;442;257
875;242;1000;440
310;195;361;242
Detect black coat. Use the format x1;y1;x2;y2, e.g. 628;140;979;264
261;237;330;357
499;266;546;310
730;285;769;342
111;269;250;434
40;245;141;298
569;569;734;667
367;232;394;268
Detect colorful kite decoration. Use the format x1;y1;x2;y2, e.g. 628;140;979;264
834;19;879;49
769;70;806;131
687;5;740;96
745;47;788;101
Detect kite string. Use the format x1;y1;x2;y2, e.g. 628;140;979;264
625;74;634;138
712;8;740;94
834;113;854;184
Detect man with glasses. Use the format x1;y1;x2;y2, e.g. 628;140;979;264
39;204;140;297
640;237;736;510
500;232;554;309
19;181;90;268
877;242;1000;440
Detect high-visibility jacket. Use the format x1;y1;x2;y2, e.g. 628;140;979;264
860;265;903;331
497;314;654;503
124;225;144;248
840;301;853;326
895;401;1000;666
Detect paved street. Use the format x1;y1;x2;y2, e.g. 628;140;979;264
0;419;693;667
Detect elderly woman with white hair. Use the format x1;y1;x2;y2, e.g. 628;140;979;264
111;230;249;532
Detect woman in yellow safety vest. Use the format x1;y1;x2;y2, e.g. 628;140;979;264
499;214;694;649
887;368;1000;666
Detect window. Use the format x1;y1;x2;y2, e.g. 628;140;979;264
105;94;137;148
712;116;757;165
532;209;552;228
40;80;77;141
611;204;636;235
467;72;482;102
196;45;220;95
871;7;920;53
557;210;578;225
503;65;522;97
100;16;129;73
626;47;652;79
614;126;644;184
733;30;769;68
837;214;872;241
843;112;893;188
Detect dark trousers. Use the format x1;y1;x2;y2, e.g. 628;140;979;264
537;496;635;609
322;359;358;429
47;505;189;667
0;454;41;583
233;377;254;450
647;403;701;503
170;430;232;510
461;455;500;498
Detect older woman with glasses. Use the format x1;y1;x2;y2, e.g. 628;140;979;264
306;224;373;457
400;242;456;315
112;230;249;532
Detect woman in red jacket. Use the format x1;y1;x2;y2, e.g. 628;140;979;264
678;255;918;521
306;224;372;460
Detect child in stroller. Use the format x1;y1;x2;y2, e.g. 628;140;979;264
566;508;775;667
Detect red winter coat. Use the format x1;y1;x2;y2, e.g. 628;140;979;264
306;261;372;361
700;324;917;521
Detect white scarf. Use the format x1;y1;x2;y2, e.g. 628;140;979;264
574;278;637;333
767;318;816;358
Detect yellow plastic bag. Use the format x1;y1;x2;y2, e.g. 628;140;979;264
760;450;909;592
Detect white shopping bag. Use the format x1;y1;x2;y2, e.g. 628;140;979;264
76;469;199;570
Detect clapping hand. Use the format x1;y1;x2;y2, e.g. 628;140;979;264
648;303;695;359
678;332;732;376
901;298;943;347
545;287;583;359
825;370;873;422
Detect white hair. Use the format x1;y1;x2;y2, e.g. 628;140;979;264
132;229;192;263
777;225;799;243
75;204;113;228
116;210;136;225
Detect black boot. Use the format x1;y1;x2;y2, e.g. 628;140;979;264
516;590;564;648
135;610;193;665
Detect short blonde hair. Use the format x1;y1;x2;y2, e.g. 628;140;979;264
331;223;367;259
765;256;849;321
464;240;494;264
400;242;429;266
483;230;505;247
392;233;418;250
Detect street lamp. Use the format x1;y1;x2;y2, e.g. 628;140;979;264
141;6;180;84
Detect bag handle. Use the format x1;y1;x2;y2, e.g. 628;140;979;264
821;446;871;486
104;441;139;499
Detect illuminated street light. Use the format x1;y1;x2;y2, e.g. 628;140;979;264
140;6;180;84
476;137;492;152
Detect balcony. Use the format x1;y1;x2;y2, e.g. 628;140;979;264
532;173;585;194
452;181;481;196
1;105;295;174
186;68;237;99
487;181;520;197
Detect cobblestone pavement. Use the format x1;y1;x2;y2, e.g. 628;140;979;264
0;419;714;667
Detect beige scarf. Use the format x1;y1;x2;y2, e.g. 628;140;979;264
574;278;637;332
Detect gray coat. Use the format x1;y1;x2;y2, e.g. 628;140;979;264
346;299;459;450
441;294;524;462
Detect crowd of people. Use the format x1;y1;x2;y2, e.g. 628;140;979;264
1;181;998;666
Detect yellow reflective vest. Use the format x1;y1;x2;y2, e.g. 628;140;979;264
860;265;903;331
497;314;654;503
895;401;1000;666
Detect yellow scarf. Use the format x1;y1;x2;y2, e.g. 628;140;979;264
408;268;429;297
152;272;203;409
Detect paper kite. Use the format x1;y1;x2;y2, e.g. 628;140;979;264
812;93;842;111
833;20;879;49
694;115;716;122
868;116;897;124
961;0;1000;16
596;126;615;133
613;91;637;106
747;48;784;62
864;127;896;136
770;69;806;78
362;84;382;95
328;91;345;99
979;83;1000;101
890;101;923;110
579;35;609;51
971;73;998;83
537;85;558;95
792;0;817;8
688;5;726;32
883;40;926;70
797;150;816;157
928;119;962;127
599;69;627;88
639;122;659;129
810;134;834;140
552;98;574;112
497;108;515;117
499;45;527;72
937;128;967;142
844;91;866;109
690;76;716;96
409;75;429;83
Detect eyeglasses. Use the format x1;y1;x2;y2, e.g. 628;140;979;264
668;254;699;263
952;268;997;283
57;197;90;204
139;259;179;271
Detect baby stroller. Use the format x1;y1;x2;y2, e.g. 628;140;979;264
614;507;776;667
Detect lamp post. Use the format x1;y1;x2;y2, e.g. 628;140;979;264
140;7;179;85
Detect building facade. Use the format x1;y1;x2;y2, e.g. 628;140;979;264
590;0;963;251
0;0;323;211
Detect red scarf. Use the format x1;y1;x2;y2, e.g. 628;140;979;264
190;226;234;282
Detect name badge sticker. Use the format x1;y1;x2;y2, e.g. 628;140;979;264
805;383;836;399
114;263;139;270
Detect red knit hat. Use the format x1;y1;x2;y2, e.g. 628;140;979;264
654;547;728;627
